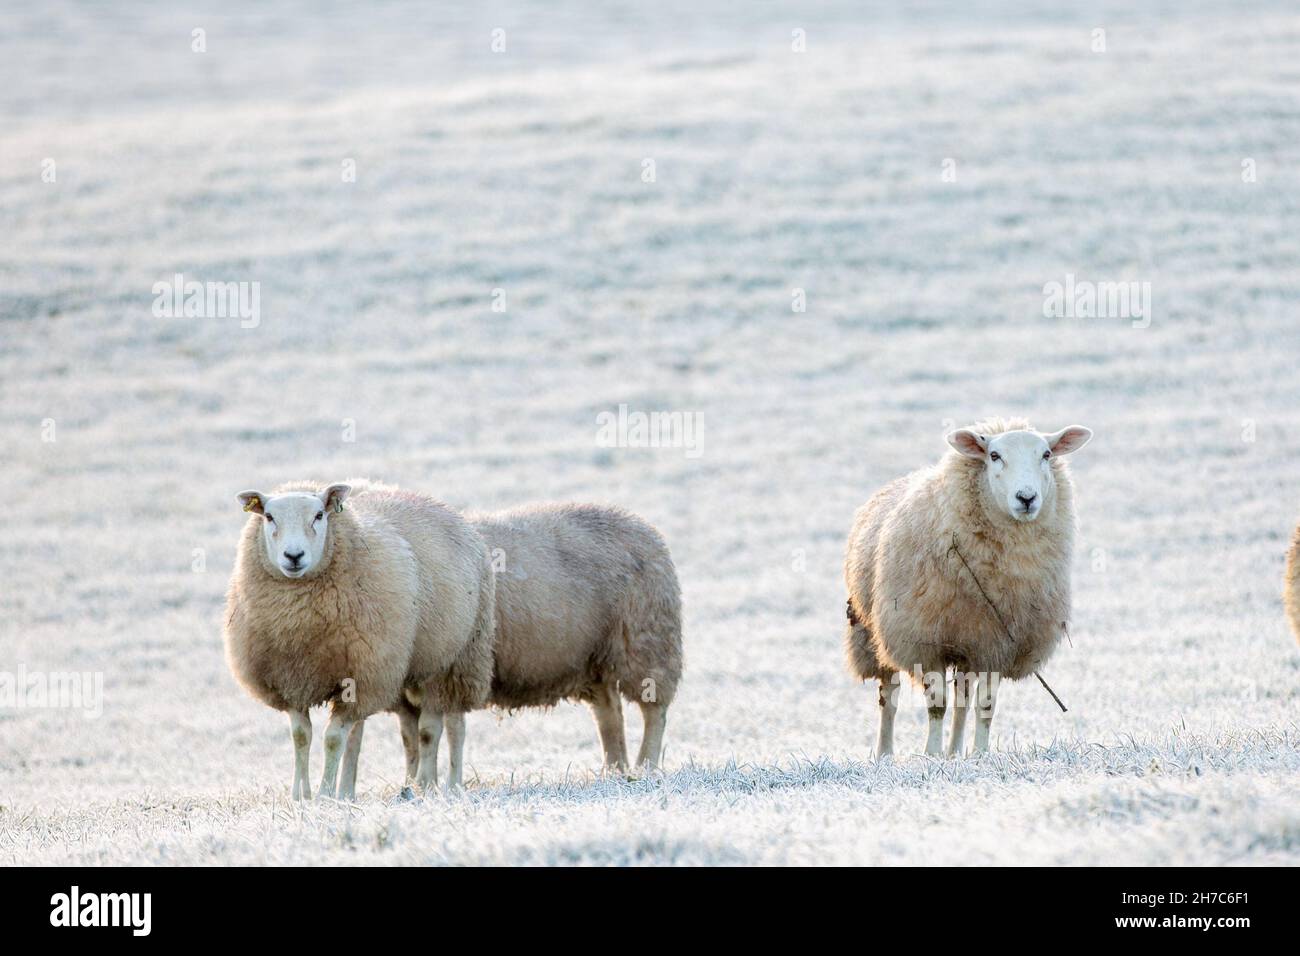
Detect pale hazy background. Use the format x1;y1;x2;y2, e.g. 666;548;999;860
2;1;1299;864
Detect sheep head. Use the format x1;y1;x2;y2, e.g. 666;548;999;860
946;425;1091;523
236;483;351;578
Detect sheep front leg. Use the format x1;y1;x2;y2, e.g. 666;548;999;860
414;707;443;794
973;671;1000;753
318;710;355;800
289;710;312;801
924;670;947;757
444;712;466;791
876;673;897;758
339;719;365;801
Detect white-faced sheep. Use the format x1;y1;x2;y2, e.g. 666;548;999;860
1286;522;1300;644
843;418;1092;757
395;502;683;779
223;479;494;800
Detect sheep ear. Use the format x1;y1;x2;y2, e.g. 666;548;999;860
237;490;266;515
946;429;988;460
319;483;352;514
1045;426;1092;456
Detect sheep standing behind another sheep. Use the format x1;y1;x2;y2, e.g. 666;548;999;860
224;479;494;800
843;418;1092;757
396;502;683;779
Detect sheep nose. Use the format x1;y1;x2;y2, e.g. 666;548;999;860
1015;491;1038;509
283;549;305;564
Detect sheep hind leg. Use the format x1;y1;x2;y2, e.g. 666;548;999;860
289;710;312;801
588;681;629;773
338;719;364;801
397;704;420;786
444;712;466;792
924;670;947;757
317;709;355;800
414;708;443;794
635;701;668;770
876;672;898;758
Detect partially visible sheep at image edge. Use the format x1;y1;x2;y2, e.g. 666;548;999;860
843;418;1093;757
399;502;684;777
223;479;494;800
1285;521;1300;644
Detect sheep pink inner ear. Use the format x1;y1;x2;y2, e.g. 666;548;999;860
320;483;352;513
237;490;265;515
946;429;988;460
1046;426;1093;456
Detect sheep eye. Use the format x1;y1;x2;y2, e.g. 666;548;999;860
1043;450;1052;460
264;514;274;523
315;512;324;522
989;452;1000;462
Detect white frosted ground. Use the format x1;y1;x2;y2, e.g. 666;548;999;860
2;1;1299;864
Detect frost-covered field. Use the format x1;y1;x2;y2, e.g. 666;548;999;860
3;1;1300;865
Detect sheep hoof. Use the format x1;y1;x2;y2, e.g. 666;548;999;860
397;786;416;802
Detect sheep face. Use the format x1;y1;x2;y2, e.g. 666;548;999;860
947;426;1091;523
236;484;351;579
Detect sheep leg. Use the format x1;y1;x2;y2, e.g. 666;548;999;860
339;719;365;801
876;673;898;757
973;671;1000;753
924;670;947;757
588;681;628;772
444;712;466;791
635;701;668;769
398;705;420;785
947;672;975;757
289;710;312;801
317;710;355;800
414;708;443;793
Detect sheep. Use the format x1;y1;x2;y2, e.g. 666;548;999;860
1286;522;1300;644
843;418;1092;757
223;479;494;800
393;502;683;779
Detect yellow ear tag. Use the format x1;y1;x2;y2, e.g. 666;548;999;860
243;497;261;513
